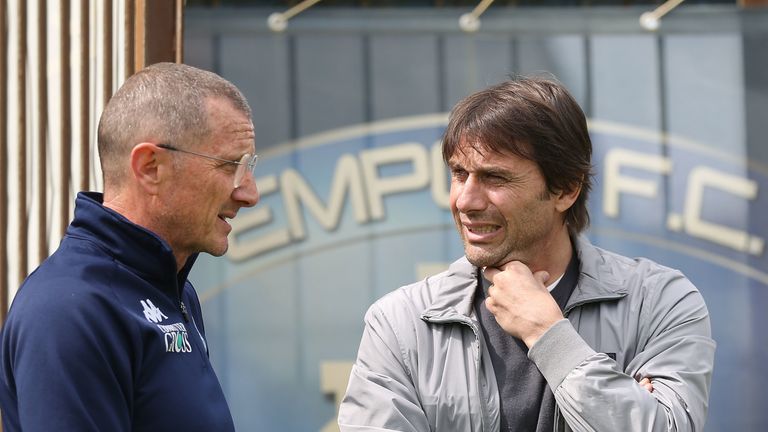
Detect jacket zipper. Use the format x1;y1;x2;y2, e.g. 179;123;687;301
180;300;190;322
423;314;493;432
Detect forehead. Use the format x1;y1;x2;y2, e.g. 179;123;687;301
204;98;255;153
448;139;536;171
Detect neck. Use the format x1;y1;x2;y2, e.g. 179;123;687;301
104;187;185;273
528;226;574;286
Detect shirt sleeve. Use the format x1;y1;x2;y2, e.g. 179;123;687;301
1;281;134;432
338;303;431;432
529;273;716;432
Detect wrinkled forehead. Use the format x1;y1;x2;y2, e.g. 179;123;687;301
448;133;532;164
203;98;255;151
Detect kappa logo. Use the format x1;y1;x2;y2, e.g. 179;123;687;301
140;299;168;323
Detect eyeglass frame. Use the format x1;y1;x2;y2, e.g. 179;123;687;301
157;143;258;189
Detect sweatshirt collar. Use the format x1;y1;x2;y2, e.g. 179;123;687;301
66;192;197;292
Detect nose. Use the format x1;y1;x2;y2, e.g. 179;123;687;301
453;175;487;213
232;172;260;208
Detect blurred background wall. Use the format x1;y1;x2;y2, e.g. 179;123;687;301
183;3;768;431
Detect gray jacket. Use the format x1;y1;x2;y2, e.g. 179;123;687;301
338;236;715;432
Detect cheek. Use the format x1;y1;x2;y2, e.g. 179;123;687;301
195;183;230;218
486;192;516;220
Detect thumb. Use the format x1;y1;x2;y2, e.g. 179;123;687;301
533;270;550;285
482;266;500;283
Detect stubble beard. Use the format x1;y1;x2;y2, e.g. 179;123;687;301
460;221;544;269
463;239;514;269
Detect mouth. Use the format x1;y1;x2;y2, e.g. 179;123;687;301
462;222;502;241
466;225;499;234
217;212;237;229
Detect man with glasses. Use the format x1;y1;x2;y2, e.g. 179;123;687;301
0;62;258;431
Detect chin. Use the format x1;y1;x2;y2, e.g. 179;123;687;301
205;243;229;257
465;249;502;268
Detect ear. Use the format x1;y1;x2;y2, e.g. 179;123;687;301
553;181;582;214
130;143;169;195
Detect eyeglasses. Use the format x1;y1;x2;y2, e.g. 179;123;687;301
157;143;258;189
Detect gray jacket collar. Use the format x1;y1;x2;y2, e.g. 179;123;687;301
421;235;628;321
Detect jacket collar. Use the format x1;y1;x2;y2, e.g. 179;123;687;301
566;235;629;312
420;257;478;321
421;235;628;320
66;192;197;293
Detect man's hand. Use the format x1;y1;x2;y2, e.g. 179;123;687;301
638;377;654;393
484;262;564;348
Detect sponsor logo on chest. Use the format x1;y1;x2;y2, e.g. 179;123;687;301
140;299;193;353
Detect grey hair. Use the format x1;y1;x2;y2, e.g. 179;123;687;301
97;62;251;187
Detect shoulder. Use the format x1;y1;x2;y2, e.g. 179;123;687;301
3;248;129;347
364;279;431;328
579;237;696;290
577;238;708;318
14;243;119;305
364;257;475;325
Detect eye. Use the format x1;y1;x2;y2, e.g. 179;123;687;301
486;174;507;185
450;168;468;181
216;161;239;172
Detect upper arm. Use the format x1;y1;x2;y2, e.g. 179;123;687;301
630;273;716;429
532;270;715;432
3;286;134;432
339;304;430;432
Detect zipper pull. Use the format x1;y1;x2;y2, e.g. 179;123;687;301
180;301;190;323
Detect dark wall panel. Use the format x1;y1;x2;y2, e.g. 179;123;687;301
590;34;661;130
219;35;292;150
517;35;588;111
369;34;440;120
442;34;513;109
295;35;367;136
664;33;744;154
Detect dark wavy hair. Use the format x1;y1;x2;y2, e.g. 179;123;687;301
442;76;593;234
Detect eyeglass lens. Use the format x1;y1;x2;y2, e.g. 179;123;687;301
234;154;258;188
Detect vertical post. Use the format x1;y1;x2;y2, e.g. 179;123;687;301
140;0;178;67
103;0;112;104
80;0;90;192
60;0;71;238
37;0;48;263
17;0;28;286
125;0;135;77
133;0;145;71
0;0;9;321
175;0;183;63
132;1;181;72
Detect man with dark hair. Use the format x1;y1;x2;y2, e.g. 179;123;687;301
338;76;715;431
0;62;259;431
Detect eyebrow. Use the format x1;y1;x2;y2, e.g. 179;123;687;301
476;167;511;177
450;162;513;177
